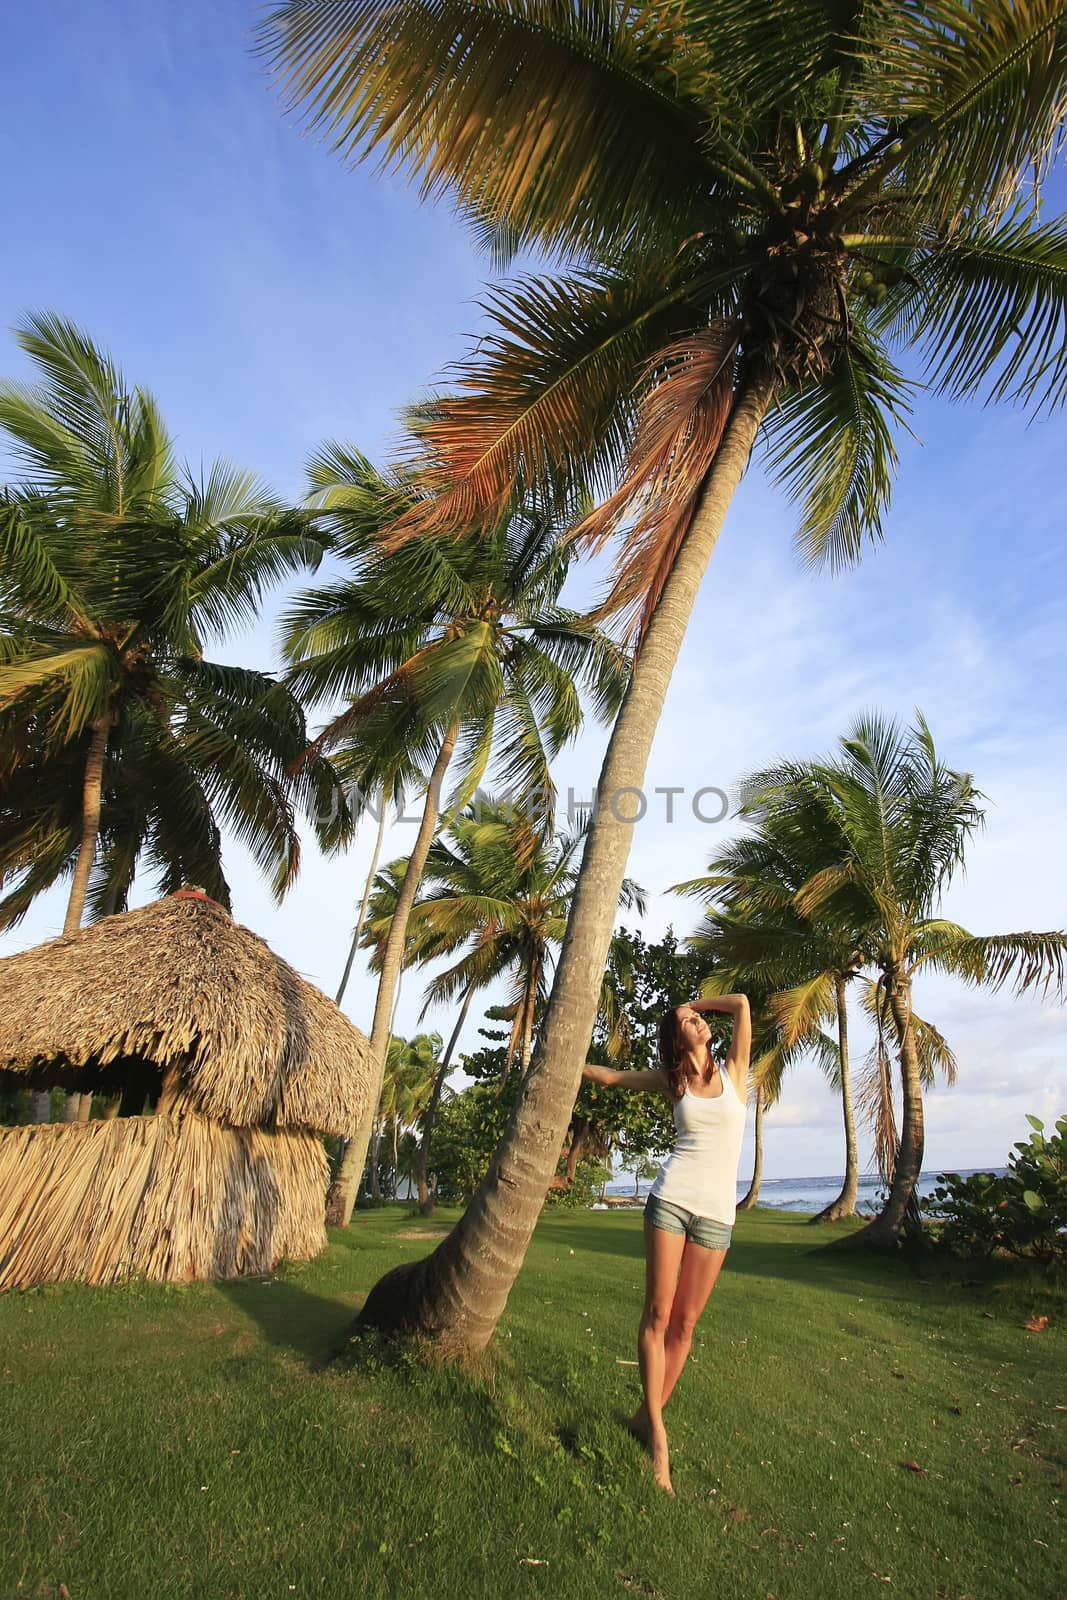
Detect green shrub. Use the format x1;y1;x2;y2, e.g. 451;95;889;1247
924;1114;1067;1264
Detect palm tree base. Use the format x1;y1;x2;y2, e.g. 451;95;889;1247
807;1196;857;1224
828;1212;927;1251
348;1254;457;1352
827;1217;900;1250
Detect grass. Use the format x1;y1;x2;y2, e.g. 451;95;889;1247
1;1205;1063;1600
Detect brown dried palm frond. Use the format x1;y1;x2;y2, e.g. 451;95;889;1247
575;325;738;643
855;974;899;1185
856;1035;899;1187
377;266;713;549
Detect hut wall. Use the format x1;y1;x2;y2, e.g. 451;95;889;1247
0;1115;329;1291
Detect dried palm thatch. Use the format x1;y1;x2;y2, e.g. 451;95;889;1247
0;894;373;1135
0;1116;328;1290
0;894;375;1290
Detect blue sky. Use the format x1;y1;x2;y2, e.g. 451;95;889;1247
3;2;1065;1180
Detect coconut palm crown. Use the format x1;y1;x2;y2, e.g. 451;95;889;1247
262;0;1067;614
0;314;345;934
284;444;630;1223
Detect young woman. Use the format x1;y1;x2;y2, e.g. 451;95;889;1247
582;993;751;1495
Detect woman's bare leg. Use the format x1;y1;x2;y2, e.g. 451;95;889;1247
631;1240;728;1438
662;1240;727;1405
634;1219;685;1493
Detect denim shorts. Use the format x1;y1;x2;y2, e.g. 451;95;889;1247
644;1195;733;1250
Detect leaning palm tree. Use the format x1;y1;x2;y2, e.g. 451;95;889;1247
263;1;1067;1343
284;447;629;1224
743;712;1067;1246
0;314;344;939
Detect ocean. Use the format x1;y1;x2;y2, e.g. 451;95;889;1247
601;1168;1005;1215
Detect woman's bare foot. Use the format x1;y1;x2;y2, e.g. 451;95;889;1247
649;1422;674;1495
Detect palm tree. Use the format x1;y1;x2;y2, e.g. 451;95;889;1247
377;1032;441;1197
0;314;344;938
742;712;1067;1246
284;447;629;1224
263;1;1067;1344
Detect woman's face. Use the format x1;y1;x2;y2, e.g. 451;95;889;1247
674;1005;710;1051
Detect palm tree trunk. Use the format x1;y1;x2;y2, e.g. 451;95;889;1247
737;1087;764;1209
64;713;110;938
61;712;111;1123
519;964;538;1078
502;999;524;1079
30;1090;52;1124
325;725;459;1227
352;370;777;1352
368;1116;385;1202
843;973;924;1249
391;1116;399;1199
336;794;389;1005
811;975;859;1223
417;984;475;1214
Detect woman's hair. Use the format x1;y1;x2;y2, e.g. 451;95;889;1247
657;1007;712;1103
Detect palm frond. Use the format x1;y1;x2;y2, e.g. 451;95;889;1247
258;0;741;260
769;970;838;1050
762;325;914;571
390;266;699;534
0;641;115;739
875;210;1067;416
922;930;1067;998
0;494;90;625
2;312;175;508
910;1007;958;1088
868;0;1067;224
577;323;738;641
856;1033;899;1187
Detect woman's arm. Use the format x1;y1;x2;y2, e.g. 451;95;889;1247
581;1063;670;1096
688;993;748;1019
691;994;751;1090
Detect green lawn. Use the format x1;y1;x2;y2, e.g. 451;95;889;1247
1;1206;1062;1600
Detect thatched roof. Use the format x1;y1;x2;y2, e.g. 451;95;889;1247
0;895;373;1136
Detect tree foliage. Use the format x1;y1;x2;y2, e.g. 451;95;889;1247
0;314;343;927
924;1114;1067;1264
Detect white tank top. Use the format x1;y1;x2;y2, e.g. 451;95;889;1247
647;1071;748;1225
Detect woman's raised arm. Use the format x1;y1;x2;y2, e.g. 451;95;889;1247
690;993;751;1087
581;1063;670;1096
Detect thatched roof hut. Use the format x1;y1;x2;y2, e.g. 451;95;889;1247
0;894;374;1290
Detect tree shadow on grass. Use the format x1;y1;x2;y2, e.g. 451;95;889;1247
216;1274;364;1369
543;1209;994;1312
